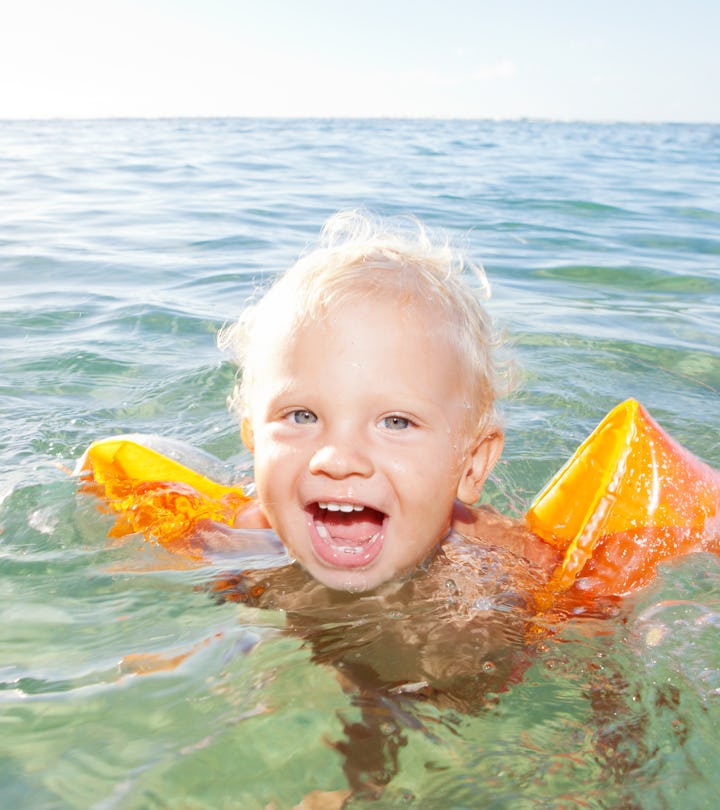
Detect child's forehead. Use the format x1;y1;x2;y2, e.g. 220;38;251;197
255;301;470;403
285;294;454;348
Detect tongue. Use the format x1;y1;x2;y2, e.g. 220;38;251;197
318;508;384;543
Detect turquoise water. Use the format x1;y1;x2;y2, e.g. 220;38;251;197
1;118;719;808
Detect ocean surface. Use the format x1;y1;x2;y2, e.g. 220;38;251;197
1;118;719;808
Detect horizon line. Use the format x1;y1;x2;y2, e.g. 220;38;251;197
1;114;718;126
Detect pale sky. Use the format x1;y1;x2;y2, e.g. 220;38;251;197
2;0;718;122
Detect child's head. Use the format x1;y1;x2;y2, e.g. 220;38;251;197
220;211;507;591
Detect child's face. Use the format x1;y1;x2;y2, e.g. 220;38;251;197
244;295;500;592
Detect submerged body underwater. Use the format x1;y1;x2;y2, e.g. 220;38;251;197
1;118;719;808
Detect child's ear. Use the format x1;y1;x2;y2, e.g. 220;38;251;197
241;418;255;454
456;429;504;504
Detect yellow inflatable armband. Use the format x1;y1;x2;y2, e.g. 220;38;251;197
77;435;250;556
527;399;720;597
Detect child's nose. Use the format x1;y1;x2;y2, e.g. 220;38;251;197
308;443;374;479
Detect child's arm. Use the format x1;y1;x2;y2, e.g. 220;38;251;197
177;501;281;560
451;501;561;572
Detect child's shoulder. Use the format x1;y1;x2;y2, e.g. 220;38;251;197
451;501;561;573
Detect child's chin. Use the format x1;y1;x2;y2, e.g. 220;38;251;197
309;561;393;594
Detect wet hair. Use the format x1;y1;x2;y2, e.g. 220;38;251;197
219;210;510;435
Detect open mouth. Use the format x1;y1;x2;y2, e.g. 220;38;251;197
308;501;387;569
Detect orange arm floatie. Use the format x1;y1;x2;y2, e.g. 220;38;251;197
527;399;720;597
76;435;250;557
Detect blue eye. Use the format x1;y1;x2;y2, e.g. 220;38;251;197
382;415;410;430
291;409;317;424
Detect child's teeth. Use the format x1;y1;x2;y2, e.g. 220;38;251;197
319;502;365;513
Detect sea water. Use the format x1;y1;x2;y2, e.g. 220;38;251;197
1;118;719;808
